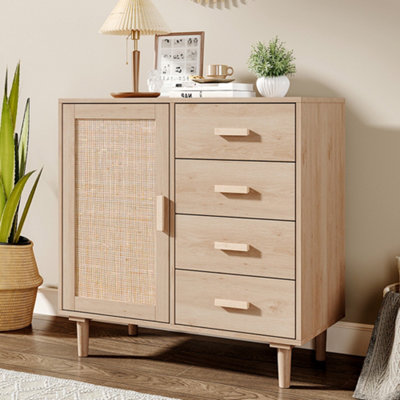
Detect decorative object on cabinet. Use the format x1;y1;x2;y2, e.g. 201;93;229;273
155;31;205;91
59;96;345;389
207;64;234;79
0;64;43;331
248;37;296;97
100;0;169;98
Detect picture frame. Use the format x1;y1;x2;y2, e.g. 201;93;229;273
155;31;205;90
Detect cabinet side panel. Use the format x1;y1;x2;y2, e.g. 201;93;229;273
298;102;345;342
61;104;76;310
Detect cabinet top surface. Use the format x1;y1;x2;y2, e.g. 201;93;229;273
59;97;345;105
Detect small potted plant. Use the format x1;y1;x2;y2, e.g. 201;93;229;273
248;37;296;97
0;64;43;331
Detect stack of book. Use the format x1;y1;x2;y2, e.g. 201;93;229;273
161;82;256;98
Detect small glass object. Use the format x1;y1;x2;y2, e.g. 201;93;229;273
147;70;163;93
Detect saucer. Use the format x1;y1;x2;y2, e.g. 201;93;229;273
191;77;235;84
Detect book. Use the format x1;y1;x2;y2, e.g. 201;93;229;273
174;82;254;91
162;90;256;98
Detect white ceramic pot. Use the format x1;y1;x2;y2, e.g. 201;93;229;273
256;76;290;97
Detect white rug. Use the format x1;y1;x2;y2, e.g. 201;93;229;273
0;368;179;400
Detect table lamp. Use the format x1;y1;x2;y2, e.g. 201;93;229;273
100;0;169;98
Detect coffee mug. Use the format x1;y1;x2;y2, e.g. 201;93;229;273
207;64;234;79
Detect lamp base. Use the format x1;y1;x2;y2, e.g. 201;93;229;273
111;92;160;98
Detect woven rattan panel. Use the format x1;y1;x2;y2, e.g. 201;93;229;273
75;119;156;305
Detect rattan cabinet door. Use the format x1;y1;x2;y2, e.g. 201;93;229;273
61;104;169;322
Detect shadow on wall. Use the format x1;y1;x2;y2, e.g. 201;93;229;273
193;0;249;10
290;77;400;324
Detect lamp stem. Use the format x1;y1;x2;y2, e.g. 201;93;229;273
131;29;140;93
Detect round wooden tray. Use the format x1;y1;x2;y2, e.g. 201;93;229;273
111;92;160;98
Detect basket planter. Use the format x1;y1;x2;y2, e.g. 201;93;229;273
0;240;43;331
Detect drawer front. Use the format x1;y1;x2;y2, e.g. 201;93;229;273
175;103;295;161
176;215;295;279
176;270;295;338
175;160;295;220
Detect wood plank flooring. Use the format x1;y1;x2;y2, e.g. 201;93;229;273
0;316;363;399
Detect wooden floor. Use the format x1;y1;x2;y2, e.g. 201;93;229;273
0;316;363;399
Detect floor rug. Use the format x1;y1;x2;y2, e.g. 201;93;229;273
0;368;179;400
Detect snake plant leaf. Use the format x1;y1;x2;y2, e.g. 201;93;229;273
13;168;42;244
0;93;15;198
9;63;20;130
18;99;29;178
0;176;5;217
0;170;34;243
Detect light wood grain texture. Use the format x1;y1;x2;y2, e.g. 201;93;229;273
175;270;295;338
155;104;170;322
175;215;295;279
213;241;249;252
74;104;155;119
128;324;138;336
60;97;345;104
214;128;250;137
156;195;166;232
60;98;345;389
61;103;170;323
176;103;295;161
315;330;327;362
176;160;295;220
296;102;346;343
214;299;250;310
61;104;76;311
214;185;250;194
70;317;90;357
270;344;293;389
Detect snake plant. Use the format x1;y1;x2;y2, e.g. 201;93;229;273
0;64;42;244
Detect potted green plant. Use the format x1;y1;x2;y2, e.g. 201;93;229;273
248;37;296;97
0;64;43;331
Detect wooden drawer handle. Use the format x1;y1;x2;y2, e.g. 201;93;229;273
214;241;249;252
214;128;250;137
214;185;250;194
156;195;167;232
214;298;250;310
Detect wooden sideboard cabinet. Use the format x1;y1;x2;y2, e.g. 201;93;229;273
59;97;345;388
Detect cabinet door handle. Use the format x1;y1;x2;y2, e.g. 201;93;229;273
214;128;250;137
214;241;250;252
214;298;250;310
156;195;166;232
214;185;250;194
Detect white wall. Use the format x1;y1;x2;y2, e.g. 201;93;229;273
1;0;400;324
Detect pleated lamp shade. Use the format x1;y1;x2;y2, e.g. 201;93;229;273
100;0;169;36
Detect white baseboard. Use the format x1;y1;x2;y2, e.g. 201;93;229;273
300;321;373;357
34;287;59;316
34;287;372;357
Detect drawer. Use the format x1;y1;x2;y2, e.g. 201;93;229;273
175;160;295;220
175;270;295;338
175;103;295;161
176;215;295;279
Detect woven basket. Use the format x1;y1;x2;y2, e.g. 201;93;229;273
0;241;43;331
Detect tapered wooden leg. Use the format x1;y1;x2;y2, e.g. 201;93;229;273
70;318;90;357
128;324;138;336
315;330;327;362
270;344;293;388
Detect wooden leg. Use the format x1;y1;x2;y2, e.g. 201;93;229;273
70;318;90;357
270;344;293;389
128;324;138;336
315;330;327;362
